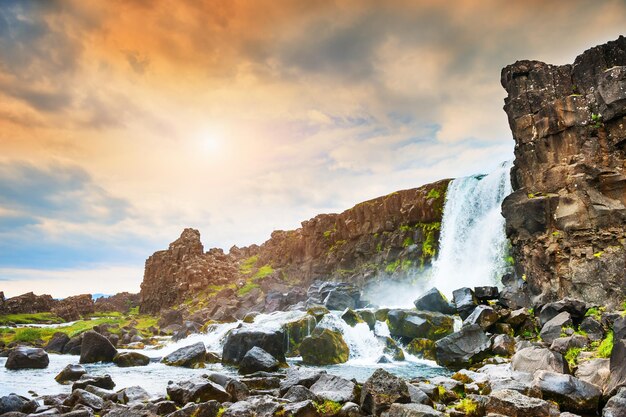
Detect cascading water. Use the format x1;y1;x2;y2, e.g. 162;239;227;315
430;160;513;297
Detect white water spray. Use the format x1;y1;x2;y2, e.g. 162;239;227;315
430;160;513;297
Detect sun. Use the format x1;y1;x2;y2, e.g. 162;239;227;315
195;129;223;154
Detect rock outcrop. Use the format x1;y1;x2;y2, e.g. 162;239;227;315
501;35;626;307
140;180;449;313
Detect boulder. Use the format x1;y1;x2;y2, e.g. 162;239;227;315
539;299;587;327
238;347;280;375
387;403;445;417
55;364;87;384
406;338;436;360
413;288;455;314
506;308;531;328
122;386;151;404
341;309;364;327
5;347;49;369
539;311;573;344
310;374;356;403
549;334;588;354
463;305;499;330
606;339;626;397
387;309;454;340
491;334;516;356
511;346;568;374
575;358;610;390
452;288;478;319
604;386;626;417
0;395;38;415
222;327;286;365
113;351;151;367
63;335;83;355
279;368;326;395
282;385;318;403
531;370;601;415
474;286;499;301
63;389;104;411
166;401;221;417
579;316;604;341
162;341;206;368
45;332;70;353
485;389;559;417
300;328;349;365
434;324;491;370
158;309;184;327
282;400;320;417
80;331;118;363
72;374;116;390
360;368;411;416
166;378;231;406
498;274;531;310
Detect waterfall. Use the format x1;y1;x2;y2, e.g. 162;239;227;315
430;160;513;298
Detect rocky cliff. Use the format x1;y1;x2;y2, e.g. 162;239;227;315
501;36;626;307
139;179;449;313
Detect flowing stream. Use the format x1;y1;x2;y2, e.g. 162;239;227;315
430;160;513;297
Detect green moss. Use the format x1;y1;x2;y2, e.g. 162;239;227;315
314;400;342;416
0;313;63;326
564;347;581;368
593;251;604;258
385;259;401;273
13;328;45;343
253;264;273;279
376;242;383;252
402;237;414;247
426;188;441;199
328;240;347;253
597;331;614;358
585;307;603;320
504;255;515;265
455;398;479;416
240;255;259;275
401;260;412;271
237;282;260;296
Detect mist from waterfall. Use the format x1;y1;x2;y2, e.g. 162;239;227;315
430;160;514;298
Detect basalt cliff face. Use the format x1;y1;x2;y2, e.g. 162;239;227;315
501;36;626;307
139;179;449;314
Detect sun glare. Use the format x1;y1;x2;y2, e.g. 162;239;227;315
196;130;222;154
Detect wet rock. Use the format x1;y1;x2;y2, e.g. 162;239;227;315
434;324;491;370
539;299;587;327
72;374;116;391
452;288;478;320
283;315;317;356
5;347;49;369
491;334;515;356
153;400;178;415
300;328;349;365
532;370;601;415
474;286;499;302
225;379;250;402
381;336;405;361
498;274;531;310
604;386;626;417
239;347;280;375
463;305;499;330
406;384;432;405
360;368;411;416
539;311;573;344
341;309;364;327
485;389;559;417
63;335;83;355
222;327;286;365
161;341;206;368
55;364;87;384
0;394;38;415
575;358;610;390
511;346;568;374
413;288;455;314
113;352;150;367
279;368;325;395
63;389;104;411
80;331;118;363
405;338;436;360
166;378;230;406
387;403;445;417
387;309;454;340
122;386;151;404
310;374;356;403
282;385;318;403
45;332;70;353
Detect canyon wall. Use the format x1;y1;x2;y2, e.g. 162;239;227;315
501;36;626;307
139;179;449;313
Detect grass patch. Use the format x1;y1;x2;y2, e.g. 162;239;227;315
237;282;260;297
403;237;414;247
564;347;581;368
0;313;63;326
314;400;342;416
253;264;274;279
597;331;614;358
426;188;441;199
239;255;259;275
455;398;479;416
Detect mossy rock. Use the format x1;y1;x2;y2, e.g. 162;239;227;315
341;309;365;327
307;306;330;322
387;309;454;341
300;328;349;365
358;309;376;330
405;338;436;360
242;312;259;324
282;315;317;357
381;336;405;361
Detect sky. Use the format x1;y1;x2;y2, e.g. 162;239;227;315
0;0;624;298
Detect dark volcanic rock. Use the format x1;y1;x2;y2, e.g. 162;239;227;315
162;341;206;368
413;288;455;314
434;324;491;370
0;395;38;415
532;370;601;415
310;374;356;403
463;305;499;330
63;389;103;411
539;311;573;344
539;298;587;327
360;368;410;416
501;36;626;308
604;387;626;417
55;364;86;384
222;327;286;365
80;331;118;363
452;288;478;320
166;379;230;406
45;332;70;353
5;347;49;369
485;389;559;417
387;309;454;340
113;351;151;367
238;347;280;375
511;346;568;374
474;286;499;301
72;374;116;390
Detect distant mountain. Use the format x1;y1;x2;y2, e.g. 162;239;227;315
92;293;111;300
